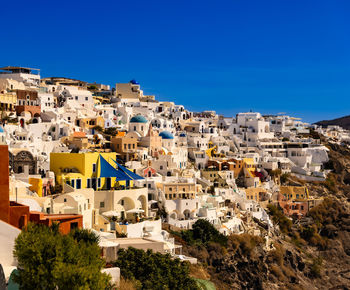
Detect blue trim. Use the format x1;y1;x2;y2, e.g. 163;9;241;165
111;159;144;180
98;155;132;180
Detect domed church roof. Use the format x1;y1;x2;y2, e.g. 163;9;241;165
159;131;174;139
130;115;148;123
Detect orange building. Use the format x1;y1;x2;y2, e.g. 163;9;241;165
29;212;83;234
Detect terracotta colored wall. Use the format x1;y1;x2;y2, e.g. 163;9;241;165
56;217;83;235
16;90;38;100
9;202;30;229
16;105;41;117
29;212;83;235
0;145;10;223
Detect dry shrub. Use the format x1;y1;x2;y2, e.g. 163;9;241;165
270;265;286;281
291;231;307;248
118;277;138;290
189;264;211;280
287;284;304;290
270;243;284;266
281;265;296;279
228;234;264;257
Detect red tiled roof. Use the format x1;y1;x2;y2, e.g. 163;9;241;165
72;131;86;138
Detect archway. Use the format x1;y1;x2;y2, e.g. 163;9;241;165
137;195;147;212
183;209;191;220
118;197;135;211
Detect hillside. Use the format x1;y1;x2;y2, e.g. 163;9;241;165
169;136;350;289
315;115;350;130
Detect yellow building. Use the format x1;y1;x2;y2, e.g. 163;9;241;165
156;182;200;200
75;116;104;130
0;92;17;112
280;186;309;201
245;187;268;202
29;177;43;197
201;170;233;188
231;158;257;178
50;152;143;191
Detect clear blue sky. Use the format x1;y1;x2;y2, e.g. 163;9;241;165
1;0;349;123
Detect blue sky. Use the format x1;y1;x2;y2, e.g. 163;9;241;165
1;0;349;122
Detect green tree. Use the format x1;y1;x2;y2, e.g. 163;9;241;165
13;223;110;289
114;247;198;290
70;228;100;244
191;219;227;246
267;204;292;234
93;125;103;132
104;127;117;136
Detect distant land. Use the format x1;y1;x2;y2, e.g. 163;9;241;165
315;115;350;130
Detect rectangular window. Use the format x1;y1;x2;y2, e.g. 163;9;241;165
87;179;91;188
71;179;75;188
93;163;96;172
106;177;111;189
85;97;88;101
98;178;101;188
76;179;81;189
100;202;105;208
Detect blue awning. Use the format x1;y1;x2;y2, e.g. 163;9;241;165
111;159;144;180
98;155;132;180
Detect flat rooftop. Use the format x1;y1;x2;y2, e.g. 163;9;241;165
0;66;40;73
112;238;161;245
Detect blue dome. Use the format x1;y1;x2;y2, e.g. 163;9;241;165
159;131;174;139
130;115;147;123
130;79;139;85
0;126;4;133
179;133;186;137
